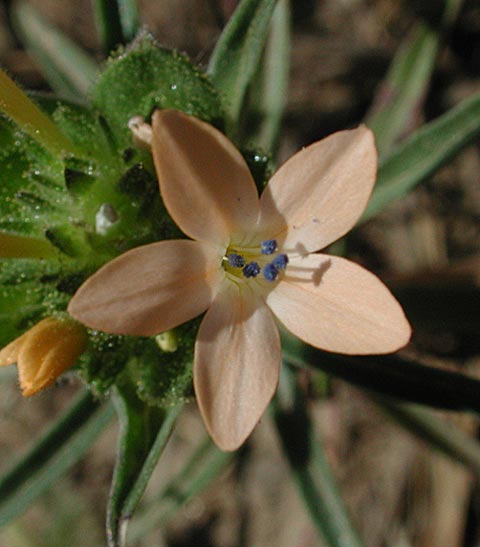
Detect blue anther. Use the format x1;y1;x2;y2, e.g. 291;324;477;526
271;254;289;270
263;263;279;282
227;253;246;268
260;239;277;255
242;262;260;278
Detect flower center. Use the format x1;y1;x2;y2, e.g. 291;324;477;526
222;239;289;282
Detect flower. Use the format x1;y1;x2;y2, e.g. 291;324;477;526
68;110;411;451
0;317;88;396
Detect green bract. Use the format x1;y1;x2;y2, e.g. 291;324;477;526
94;33;223;148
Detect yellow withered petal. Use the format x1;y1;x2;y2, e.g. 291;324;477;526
0;317;88;396
0;335;27;366
0;232;56;258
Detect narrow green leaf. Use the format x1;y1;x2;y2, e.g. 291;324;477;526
0;391;114;526
117;0;140;41
363;89;480;221
282;331;480;413
245;0;290;154
107;380;182;547
376;397;480;476
366;0;463;157
92;0;123;54
366;24;438;156
12;1;97;100
273;367;367;547
128;437;232;542
207;0;278;133
92;0;139;54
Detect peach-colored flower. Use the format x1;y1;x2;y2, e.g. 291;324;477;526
0;317;88;396
68;110;411;451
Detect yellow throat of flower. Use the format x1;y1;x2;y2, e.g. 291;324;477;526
221;239;289;283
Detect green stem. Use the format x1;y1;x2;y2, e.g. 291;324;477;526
0;391;113;526
128;437;232;541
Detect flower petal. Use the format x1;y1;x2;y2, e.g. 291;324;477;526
267;254;411;354
258;127;377;253
68;240;223;336
152;110;260;246
194;282;281;451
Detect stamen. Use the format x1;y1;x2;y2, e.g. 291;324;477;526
263;263;279;281
227;253;246;268
260;239;277;255
242;262;260;278
271;254;289;270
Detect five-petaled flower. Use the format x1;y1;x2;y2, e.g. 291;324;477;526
0;317;88;396
68;110;411;451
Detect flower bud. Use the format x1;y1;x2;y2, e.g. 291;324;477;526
0;317;88;396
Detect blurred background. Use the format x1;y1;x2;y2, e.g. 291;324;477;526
1;1;480;546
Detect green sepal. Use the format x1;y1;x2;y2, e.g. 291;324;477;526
131;319;198;408
79;319;196;406
52;102;119;166
93;34;223;150
0;115;70;238
0;257;89;347
44;224;91;257
2;92;179;256
78;332;130;394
